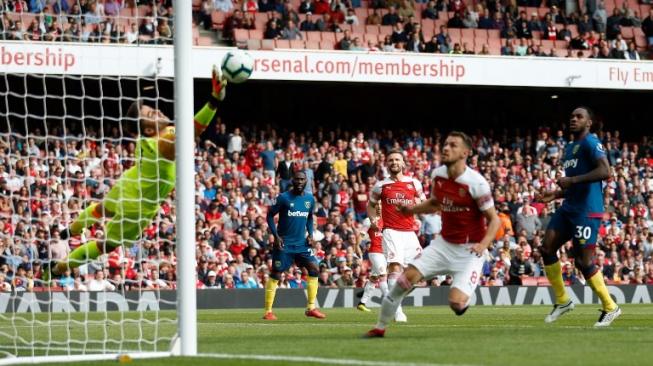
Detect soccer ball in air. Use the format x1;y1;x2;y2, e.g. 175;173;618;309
221;51;254;84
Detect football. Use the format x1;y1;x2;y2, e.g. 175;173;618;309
221;51;254;84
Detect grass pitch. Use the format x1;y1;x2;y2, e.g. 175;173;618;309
1;304;651;366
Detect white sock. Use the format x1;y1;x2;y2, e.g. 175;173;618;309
387;271;403;316
379;278;388;298
375;275;412;329
360;278;377;305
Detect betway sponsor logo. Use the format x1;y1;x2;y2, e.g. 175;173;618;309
563;159;579;169
287;210;309;218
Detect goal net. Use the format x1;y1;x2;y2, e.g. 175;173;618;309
0;72;182;361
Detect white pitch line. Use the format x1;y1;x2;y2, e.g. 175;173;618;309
198;353;480;366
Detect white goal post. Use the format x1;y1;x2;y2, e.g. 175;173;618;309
0;0;196;363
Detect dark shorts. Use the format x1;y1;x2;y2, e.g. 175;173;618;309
272;248;319;273
547;209;601;249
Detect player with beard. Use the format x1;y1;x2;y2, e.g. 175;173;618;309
365;131;500;337
537;106;620;327
263;170;326;320
366;149;426;322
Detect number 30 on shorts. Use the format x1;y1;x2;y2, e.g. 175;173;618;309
575;226;592;240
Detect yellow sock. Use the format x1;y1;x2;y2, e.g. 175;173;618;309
587;272;617;312
70;203;102;235
306;276;319;310
264;278;279;313
544;262;570;305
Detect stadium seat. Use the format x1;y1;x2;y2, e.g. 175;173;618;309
234;29;249;47
211;11;225;31
641;4;652;17
487;29;500;39
461;37;474;48
540;39;555;50
352;33;364;42
521;277;538;286
254;16;268;30
364;33;380;43
119;6;134;18
137;5;152;18
355;9;367;21
352;25;365;35
420;20;435;34
321;32;336;43
532;30;542;40
319;41;335;50
568;24;579;39
365;25;380;35
438;11;449;20
473;28;488;39
305;40;320;49
249;29;264;40
537;7;548;19
275;39;291;49
475;37;488;47
634;35;647;50
261;39;275;50
247;39;262;50
488;45;501;55
634;27;645;38
306;31;322;42
198;36;213;46
461;28;474;39
537;277;551;286
341;24;353;33
621;26;634;40
290;40;305;49
379;25;392;35
448;28;461;39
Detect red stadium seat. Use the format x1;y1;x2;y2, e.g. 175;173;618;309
532;30;542;40
568;24;578;39
365;25;380;35
461;28;474;39
306;31;322;42
305;40;320;49
521;277;538;286
448;28;461;39
234;29;249;45
537;277;551;286
487;29;500;39
247;39;262;50
290;40;305;49
261;39;275;50
473;28;488;39
319;40;335;50
355;8;367;21
621;26;634;40
540;39;555;50
198;36;213;46
461;37;474;48
475;37;488;47
320;32;335;43
211;11;225;31
249;29;264;40
275;39;291;49
379;25;392;35
634;27;645;38
364;33;380;43
488;45;501;55
352;25;365;35
438;11;449;20
634;35;647;50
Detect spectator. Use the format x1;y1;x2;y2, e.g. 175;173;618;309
213;0;234;12
87;270;116;291
335;267;355;287
298;0;314;14
281;20;302;40
422;1;437;20
366;8;382;25
606;8;622;40
382;5;400;26
344;8;359;25
339;29;353;50
623;41;640;60
508;248;533;285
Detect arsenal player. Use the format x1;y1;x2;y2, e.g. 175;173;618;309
366;149;426;322
366;131;500;337
357;215;387;312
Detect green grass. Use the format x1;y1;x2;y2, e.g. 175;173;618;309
2;304;652;366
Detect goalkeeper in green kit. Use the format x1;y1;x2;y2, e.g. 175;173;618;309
44;67;227;280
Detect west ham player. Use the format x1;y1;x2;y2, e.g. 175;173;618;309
357;215;387;312
367;149;426;322
538;107;620;327
264;170;326;320
366;132;500;337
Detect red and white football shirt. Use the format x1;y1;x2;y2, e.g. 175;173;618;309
367;219;384;254
370;176;425;232
432;166;494;244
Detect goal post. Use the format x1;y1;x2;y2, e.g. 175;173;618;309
174;0;198;357
0;0;196;363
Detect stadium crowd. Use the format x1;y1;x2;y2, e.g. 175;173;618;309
1;115;653;293
0;0;651;59
0;0;174;44
211;0;653;59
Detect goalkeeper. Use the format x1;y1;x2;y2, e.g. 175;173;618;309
45;67;227;279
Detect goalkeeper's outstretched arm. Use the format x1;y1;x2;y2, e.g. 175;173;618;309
156;65;227;160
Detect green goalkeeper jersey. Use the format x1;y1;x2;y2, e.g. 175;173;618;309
104;136;175;217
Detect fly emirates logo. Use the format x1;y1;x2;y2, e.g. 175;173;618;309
287;210;310;218
386;193;413;206
440;197;471;213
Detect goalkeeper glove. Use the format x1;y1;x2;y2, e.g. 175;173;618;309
211;65;228;101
